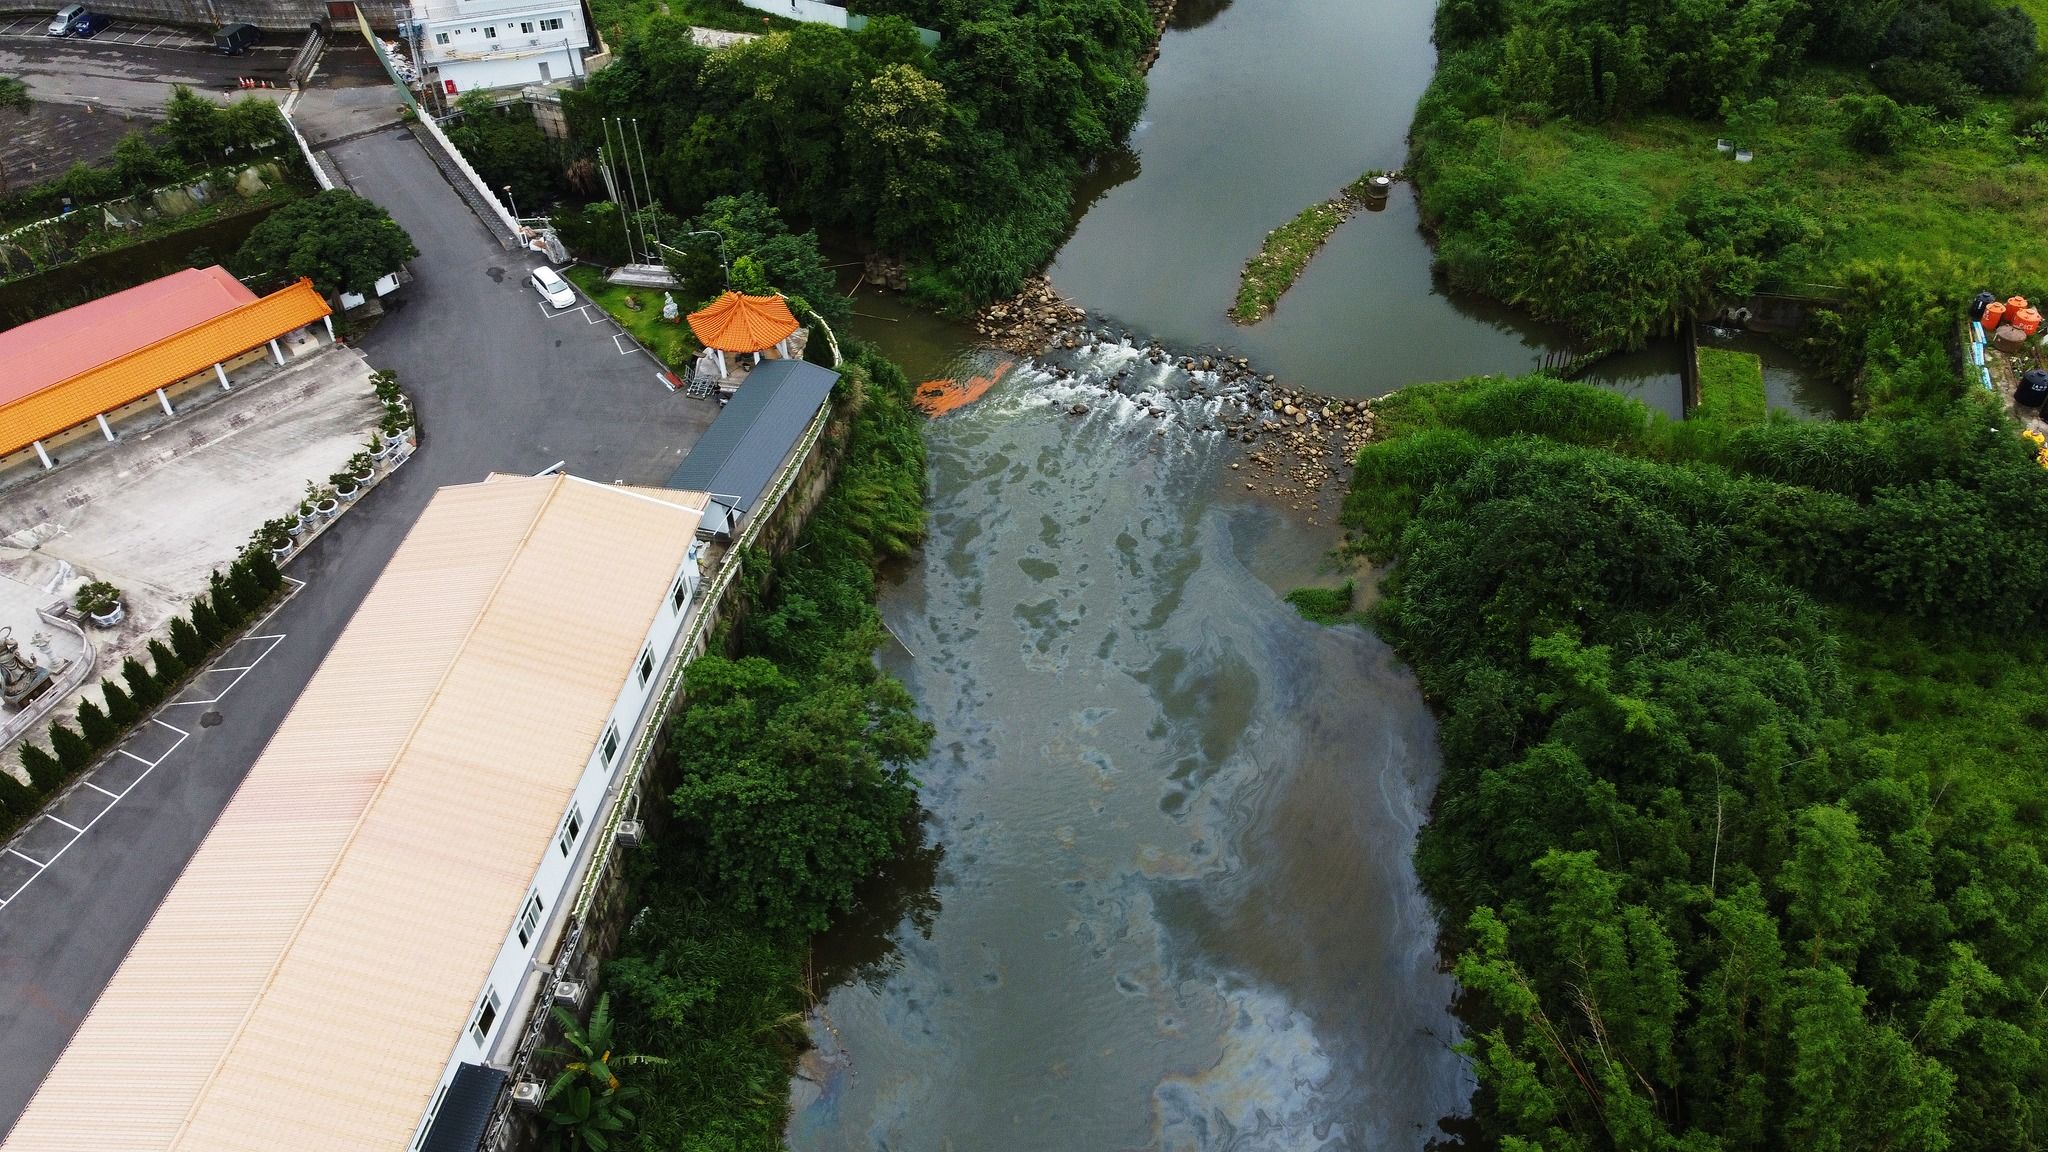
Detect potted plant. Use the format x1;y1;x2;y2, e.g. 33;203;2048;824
310;481;340;519
331;467;362;502
74;579;124;627
259;516;295;558
349;451;375;485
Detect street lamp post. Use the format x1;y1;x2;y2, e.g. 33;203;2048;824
656;229;730;286
504;184;521;224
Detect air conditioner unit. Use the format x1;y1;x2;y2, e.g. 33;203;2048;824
527;36;540;44
509;1081;546;1111
553;981;587;1010
614;820;645;847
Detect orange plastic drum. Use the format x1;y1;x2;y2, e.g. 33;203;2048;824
2007;296;2030;316
1983;300;2007;334
2015;307;2043;337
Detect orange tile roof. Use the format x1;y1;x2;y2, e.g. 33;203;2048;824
686;291;800;354
0;267;256;405
0;279;331;458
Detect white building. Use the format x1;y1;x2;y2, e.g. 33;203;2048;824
413;0;593;94
4;472;711;1152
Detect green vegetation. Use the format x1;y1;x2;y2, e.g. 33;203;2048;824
1694;346;1768;424
1231;194;1352;323
604;344;932;1146
1340;372;2048;1151
1412;0;2048;400
1283;582;1355;623
233;189;419;298
564;0;1150;309
444;92;576;214
539;995;666;1151
561;264;698;367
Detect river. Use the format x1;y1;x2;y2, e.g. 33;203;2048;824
787;350;1471;1150
789;0;1853;1140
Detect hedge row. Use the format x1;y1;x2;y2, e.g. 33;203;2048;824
0;547;286;827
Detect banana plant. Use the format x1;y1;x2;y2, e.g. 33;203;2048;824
539;994;667;1152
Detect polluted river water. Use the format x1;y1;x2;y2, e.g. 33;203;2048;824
792;0;1836;1141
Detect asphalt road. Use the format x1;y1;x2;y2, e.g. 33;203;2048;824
0;128;719;1132
0;28;292;174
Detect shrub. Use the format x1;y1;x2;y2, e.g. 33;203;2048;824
1844;94;1912;154
101;677;137;726
210;570;247;630
1872;56;1975;117
227;558;267;616
76;699;115;750
19;743;62;793
191;596;224;646
50;722;93;775
0;767;37;817
239;547;284;594
170;615;206;667
72;580;121;617
1285;583;1355;623
147;639;187;686
122;656;162;710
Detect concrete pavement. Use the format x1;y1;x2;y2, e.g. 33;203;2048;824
0;30;292;176
0;126;719;1132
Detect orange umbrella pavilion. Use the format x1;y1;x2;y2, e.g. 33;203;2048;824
686;291;802;383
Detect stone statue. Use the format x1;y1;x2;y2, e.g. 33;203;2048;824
0;627;52;710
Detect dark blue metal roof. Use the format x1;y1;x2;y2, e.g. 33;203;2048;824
666;359;838;533
420;1063;507;1152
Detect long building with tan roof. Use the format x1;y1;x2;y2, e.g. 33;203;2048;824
0;472;711;1152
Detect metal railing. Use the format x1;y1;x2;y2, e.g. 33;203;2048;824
482;395;837;1150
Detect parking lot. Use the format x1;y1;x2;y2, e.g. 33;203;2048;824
0;13;212;48
0;23;291;172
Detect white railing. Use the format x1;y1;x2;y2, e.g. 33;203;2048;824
279;93;334;192
415;111;524;240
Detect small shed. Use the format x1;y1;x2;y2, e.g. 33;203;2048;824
665;359;838;538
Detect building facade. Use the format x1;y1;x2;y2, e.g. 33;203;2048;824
412;0;592;93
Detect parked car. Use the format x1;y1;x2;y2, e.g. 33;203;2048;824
46;3;84;34
66;10;109;37
530;265;575;309
214;21;260;54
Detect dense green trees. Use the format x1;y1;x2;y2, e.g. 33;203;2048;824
606;345;931;1145
233;189;419;297
1345;375;2048;1151
1412;0;2045;373
444;92;572;213
566;0;1149;307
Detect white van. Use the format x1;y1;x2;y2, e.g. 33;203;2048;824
48;4;85;34
530;265;575;309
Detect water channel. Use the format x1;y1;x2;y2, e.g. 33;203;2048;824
793;0;1846;1142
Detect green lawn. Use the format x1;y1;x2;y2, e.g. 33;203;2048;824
1693;346;1767;424
562;264;698;368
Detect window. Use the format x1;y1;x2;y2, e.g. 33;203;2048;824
671;572;688;611
483;24;497;37
558;805;582;857
519;20;533;31
433;30;448;43
638;647;654;688
517;893;544;947
540;16;564;29
601;725;620;764
470;988;501;1046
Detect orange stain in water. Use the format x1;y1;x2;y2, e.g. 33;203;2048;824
914;358;1014;416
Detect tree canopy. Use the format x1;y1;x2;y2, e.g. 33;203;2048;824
233;189;419;297
1346;375;2048;1152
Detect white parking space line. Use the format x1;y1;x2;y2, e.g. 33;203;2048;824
162;634;285;706
0;583;298;917
612;333;640;356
